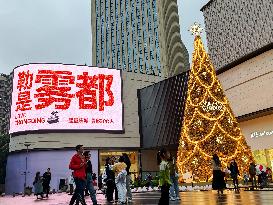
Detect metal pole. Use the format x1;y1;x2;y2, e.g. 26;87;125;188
23;143;30;196
138;150;142;180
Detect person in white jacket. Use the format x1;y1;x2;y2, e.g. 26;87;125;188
113;156;127;204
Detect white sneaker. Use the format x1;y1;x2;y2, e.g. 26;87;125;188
170;197;176;201
128;199;133;203
176;197;181;200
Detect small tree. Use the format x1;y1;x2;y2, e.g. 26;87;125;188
0;134;10;185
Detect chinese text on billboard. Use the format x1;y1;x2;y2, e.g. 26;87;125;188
9;64;123;133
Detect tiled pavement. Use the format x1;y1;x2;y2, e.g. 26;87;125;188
0;190;273;205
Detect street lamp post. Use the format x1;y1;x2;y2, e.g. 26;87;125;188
23;143;31;196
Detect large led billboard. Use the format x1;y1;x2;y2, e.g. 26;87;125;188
9;64;123;134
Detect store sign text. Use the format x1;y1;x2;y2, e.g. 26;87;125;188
250;130;273;138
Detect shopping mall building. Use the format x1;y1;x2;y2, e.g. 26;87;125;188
5;0;189;194
201;0;273;168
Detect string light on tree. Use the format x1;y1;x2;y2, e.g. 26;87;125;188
216;136;223;144
176;23;254;182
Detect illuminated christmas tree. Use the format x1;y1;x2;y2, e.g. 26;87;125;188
177;23;254;181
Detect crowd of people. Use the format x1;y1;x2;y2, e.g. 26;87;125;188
32;168;51;199
68;145;133;205
103;153;132;204
68;145;100;205
156;148;181;205
212;154;272;195
31;146;272;204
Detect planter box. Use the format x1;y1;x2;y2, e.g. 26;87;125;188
24;187;32;196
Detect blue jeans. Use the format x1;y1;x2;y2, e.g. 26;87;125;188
69;178;86;205
170;176;179;198
86;173;97;204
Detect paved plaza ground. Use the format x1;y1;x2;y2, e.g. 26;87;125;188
0;190;273;205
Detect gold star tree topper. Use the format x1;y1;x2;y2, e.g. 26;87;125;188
189;22;203;36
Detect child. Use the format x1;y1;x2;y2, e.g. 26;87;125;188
113;156;127;204
243;172;249;185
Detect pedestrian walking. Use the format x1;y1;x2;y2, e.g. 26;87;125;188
157;148;171;205
168;156;180;201
42;168;51;197
111;156;119;202
33;172;44;199
113;156;127;204
249;162;257;189
69;145;87;205
105;157;116;203
122;153;132;203
229;159;239;191
212;154;226;194
266;167;272;183
83;151;100;205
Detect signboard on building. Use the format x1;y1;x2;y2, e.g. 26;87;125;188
9;64;123;134
251;130;273;138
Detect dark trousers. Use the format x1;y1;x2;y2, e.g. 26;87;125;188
42;183;50;197
158;184;170;205
69;178;86;205
250;174;257;188
69;184;74;195
106;179;118;201
114;183;118;200
232;175;239;189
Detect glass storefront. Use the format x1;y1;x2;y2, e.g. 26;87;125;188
253;148;273;169
99;150;139;181
239;113;273;169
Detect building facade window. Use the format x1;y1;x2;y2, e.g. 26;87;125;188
136;0;144;73
100;0;105;67
96;0;101;66
131;0;138;73
152;0;161;74
142;0;149;74
110;0;116;68
121;0;126;70
116;0;122;69
105;0;110;67
94;0;166;76
126;0;132;72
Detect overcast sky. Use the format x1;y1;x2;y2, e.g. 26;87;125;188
0;0;209;74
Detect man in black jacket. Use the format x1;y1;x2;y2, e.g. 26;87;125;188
105;157;117;203
229;159;240;191
83;151;99;205
42;168;51;198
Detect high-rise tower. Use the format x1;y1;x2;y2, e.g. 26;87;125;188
91;0;189;78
